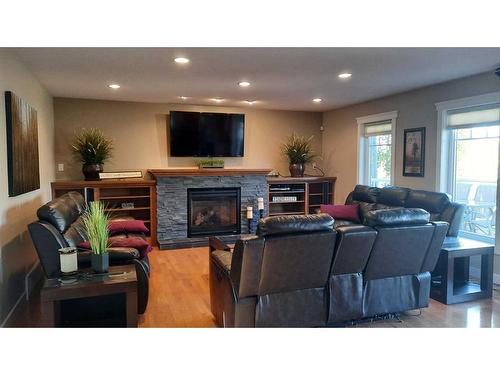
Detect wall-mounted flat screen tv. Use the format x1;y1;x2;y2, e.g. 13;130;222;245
169;111;245;157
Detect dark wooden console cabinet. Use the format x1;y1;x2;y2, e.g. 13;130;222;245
51;179;157;245
267;176;336;216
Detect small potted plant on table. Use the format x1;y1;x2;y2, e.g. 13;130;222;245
82;201;110;273
281;133;316;177
71;128;113;181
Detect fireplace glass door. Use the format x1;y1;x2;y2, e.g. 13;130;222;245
187;188;241;237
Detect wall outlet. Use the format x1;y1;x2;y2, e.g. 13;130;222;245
57;163;64;172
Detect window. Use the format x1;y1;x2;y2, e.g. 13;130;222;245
357;111;397;187
445;103;500;241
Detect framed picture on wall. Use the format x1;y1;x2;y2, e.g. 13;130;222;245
5;91;40;196
403;127;425;177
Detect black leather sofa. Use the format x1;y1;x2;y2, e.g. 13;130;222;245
342;185;465;237
28;192;150;314
209;210;449;327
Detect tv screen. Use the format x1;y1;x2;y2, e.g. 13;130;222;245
169;111;245;157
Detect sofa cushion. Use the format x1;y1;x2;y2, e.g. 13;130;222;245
405;190;450;214
256;214;334;237
108;220;149;234
363;208;430;227
37;193;82;233
378;186;410;206
319;204;360;222
79;237;152;257
352;185;380;203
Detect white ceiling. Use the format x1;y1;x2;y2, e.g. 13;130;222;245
10;47;500;111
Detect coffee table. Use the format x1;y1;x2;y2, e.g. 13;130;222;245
430;237;494;304
40;264;138;327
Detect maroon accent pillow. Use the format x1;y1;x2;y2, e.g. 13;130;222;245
320;204;360;223
79;237;152;257
108;220;149;234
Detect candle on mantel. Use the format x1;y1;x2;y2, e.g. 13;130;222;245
257;197;264;210
246;206;253;219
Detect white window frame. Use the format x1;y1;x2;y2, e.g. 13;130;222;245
435;91;500;253
356;110;397;186
435;91;500;193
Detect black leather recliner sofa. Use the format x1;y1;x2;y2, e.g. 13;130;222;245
342;184;465;237
209;210;449;327
28;191;150;314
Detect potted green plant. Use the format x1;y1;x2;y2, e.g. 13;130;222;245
71;128;113;180
82;201;110;273
281;133;316;177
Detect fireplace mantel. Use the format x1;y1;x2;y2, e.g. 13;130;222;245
148;168;272;178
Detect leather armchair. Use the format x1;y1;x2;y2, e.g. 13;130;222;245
28;192;149;314
210;214;336;327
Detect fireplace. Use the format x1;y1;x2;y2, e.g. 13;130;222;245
187;188;241;237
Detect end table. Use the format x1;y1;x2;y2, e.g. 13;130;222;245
431;237;494;304
40;264;138;327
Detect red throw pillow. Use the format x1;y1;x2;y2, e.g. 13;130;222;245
79;237;152;257
320;204;360;223
108;220;149;234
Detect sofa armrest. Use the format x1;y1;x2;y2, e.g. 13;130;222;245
209;236;232;253
440;202;465;237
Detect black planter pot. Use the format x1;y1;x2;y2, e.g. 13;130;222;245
289;163;305;177
82;163;103;181
91;253;109;273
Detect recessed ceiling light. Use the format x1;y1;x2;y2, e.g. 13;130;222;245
174;57;190;64
212;98;224;103
179;96;189;100
244;100;256;105
312;98;322;103
238;81;251;87
108;84;120;89
338;72;352;79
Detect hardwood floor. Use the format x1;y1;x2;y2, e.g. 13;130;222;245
141;247;500;328
138;247;216;328
9;247;500;328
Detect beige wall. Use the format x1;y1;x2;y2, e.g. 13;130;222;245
54;99;323;180
0;49;55;325
322;72;500;204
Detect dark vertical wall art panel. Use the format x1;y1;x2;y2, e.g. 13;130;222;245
5;91;40;196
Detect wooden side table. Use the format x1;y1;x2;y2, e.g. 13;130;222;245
430;237;494;305
41;264;138;327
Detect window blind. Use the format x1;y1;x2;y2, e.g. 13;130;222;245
364;121;392;136
447;103;500;129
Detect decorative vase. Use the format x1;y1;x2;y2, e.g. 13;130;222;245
289;163;305;177
91;253;109;273
82;163;103;181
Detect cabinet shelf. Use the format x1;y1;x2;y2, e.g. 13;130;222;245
269;211;306;216
100;195;150;200
267;177;336;218
270;200;305;204
269;190;305;194
51;179;157;246
105;206;151;212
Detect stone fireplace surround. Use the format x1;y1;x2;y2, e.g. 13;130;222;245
149;169;271;249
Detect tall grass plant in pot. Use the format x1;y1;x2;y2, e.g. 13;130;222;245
82;201;110;273
281;133;316;177
71;128;113;180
